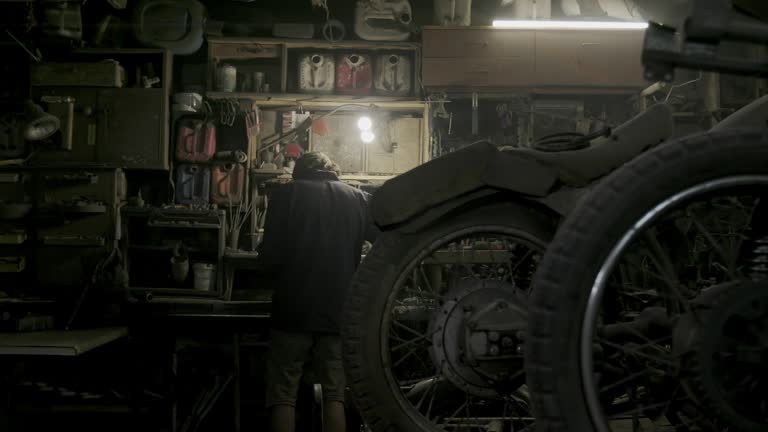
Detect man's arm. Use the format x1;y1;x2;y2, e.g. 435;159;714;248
361;191;381;243
255;185;291;273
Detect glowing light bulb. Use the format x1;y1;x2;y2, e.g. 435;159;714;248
360;131;375;143
357;116;373;131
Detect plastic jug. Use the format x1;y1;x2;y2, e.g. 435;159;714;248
210;162;246;205
374;54;412;96
354;0;412;41
175;164;211;205
176;118;216;162
336;54;373;96
298;53;335;94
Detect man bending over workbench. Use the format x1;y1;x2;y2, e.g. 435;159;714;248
258;152;376;432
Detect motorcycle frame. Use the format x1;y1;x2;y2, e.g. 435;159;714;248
643;0;768;81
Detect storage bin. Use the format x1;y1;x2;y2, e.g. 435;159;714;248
176;164;211;205
175;118;216;162
374;54;412;96
298;53;335;94
336;54;373;96
210;162;245;205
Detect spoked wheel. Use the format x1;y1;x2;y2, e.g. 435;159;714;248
527;130;768;432
343;202;555;431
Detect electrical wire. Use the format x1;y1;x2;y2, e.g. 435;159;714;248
664;71;704;102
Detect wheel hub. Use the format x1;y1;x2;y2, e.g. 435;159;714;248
678;280;768;431
429;279;528;398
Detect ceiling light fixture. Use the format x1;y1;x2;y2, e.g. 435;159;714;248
491;20;648;30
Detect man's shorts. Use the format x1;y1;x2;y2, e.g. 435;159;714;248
264;329;346;407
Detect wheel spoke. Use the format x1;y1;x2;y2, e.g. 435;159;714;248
690;215;742;280
597;337;676;367
643;230;693;313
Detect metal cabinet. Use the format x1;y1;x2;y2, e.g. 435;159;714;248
97;89;167;168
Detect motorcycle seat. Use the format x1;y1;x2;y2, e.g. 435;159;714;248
513;103;674;186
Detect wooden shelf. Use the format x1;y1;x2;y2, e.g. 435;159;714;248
207;37;419;51
206;92;427;111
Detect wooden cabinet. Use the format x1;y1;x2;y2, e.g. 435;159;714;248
422;26;646;92
423;28;534;59
31;49;171;170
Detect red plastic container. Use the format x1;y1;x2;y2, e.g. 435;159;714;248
336;53;373;95
176;118;216;162
210;162;245;205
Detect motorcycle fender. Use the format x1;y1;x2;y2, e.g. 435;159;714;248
372;141;558;229
393;188;571;234
712;94;768;131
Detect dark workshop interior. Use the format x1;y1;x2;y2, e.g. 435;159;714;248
1;0;768;431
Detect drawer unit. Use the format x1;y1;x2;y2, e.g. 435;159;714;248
422;58;535;87
36;169;126;206
0;172;30;203
535;30;645;87
38;213;115;246
35;246;108;288
423;28;534;59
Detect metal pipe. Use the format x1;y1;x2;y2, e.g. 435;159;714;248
471;92;478;135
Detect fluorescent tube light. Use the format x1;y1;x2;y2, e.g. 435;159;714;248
492;20;648;30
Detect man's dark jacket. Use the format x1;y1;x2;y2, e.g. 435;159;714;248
258;171;374;333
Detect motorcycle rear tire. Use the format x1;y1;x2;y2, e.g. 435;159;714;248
342;201;556;431
526;129;768;432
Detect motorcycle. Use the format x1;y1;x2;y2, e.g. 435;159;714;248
340;55;680;432
525;1;768;431
341;4;768;432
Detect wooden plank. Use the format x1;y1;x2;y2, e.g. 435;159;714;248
0;327;128;356
206;37;419;51
206;92;427;111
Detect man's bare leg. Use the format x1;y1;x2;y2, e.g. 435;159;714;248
323;400;346;432
271;404;295;432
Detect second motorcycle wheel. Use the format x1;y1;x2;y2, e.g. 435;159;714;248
343;202;555;432
526;129;768;432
